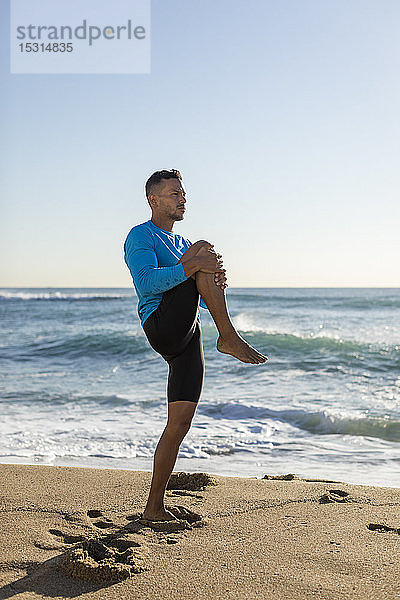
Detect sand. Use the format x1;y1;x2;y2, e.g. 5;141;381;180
0;463;399;600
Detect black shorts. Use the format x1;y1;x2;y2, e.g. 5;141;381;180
142;277;205;404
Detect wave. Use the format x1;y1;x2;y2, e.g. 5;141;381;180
249;330;379;353
202;321;399;371
0;390;136;407
2;325;398;369
2;331;150;360
228;291;400;309
201;402;400;443
332;298;400;310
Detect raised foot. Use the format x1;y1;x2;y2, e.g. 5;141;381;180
217;333;268;364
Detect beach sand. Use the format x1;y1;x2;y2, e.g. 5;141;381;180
0;463;399;599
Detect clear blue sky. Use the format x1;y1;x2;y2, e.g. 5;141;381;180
1;0;399;287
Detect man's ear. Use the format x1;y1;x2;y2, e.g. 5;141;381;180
148;194;157;209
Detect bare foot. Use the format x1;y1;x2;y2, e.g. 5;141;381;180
141;508;179;522
217;332;268;364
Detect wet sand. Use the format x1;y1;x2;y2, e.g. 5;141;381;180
0;463;399;599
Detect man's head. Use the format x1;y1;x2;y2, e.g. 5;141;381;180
145;169;186;224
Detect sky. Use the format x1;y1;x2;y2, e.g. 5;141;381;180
1;0;399;288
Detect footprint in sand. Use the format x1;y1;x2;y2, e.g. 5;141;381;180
57;505;205;582
57;472;213;583
86;509;116;530
44;516;92;551
367;523;400;535
319;489;351;504
57;534;149;583
48;529;87;545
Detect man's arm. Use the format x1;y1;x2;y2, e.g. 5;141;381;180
177;254;199;278
124;232;188;296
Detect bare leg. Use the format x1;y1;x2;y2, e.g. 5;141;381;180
193;271;268;364
142;400;197;520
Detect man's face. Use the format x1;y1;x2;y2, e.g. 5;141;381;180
151;178;186;222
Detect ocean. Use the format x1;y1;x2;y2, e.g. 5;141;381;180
0;287;399;488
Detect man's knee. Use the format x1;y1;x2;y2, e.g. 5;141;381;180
165;417;193;439
192;239;213;250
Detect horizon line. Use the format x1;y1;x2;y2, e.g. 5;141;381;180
1;286;399;290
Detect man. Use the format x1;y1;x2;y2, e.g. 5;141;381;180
123;169;267;522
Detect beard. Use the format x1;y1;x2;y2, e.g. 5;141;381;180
171;210;184;221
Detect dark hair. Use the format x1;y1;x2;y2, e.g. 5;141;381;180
145;169;182;200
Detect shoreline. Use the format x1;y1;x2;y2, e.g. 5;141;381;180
1;457;398;489
0;462;399;599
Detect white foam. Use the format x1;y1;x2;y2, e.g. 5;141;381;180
0;290;126;301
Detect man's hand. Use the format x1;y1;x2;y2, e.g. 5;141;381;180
178;240;228;289
195;245;228;291
214;268;228;290
209;250;228;290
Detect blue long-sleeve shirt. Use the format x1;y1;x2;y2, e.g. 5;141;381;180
123;219;208;327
